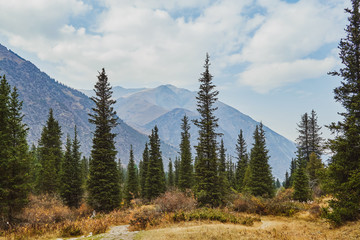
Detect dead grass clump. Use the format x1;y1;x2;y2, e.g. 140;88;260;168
154;190;197;213
129;205;163;231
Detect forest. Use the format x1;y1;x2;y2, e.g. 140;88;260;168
1;1;360;239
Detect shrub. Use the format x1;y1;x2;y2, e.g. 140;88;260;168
60;222;83;237
154;190;197;213
129;205;162;230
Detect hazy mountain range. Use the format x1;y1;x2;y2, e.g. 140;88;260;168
0;43;296;180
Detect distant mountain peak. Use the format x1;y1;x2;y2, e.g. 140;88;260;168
0;44;26;65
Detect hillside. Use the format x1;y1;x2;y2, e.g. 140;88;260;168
0;44;177;163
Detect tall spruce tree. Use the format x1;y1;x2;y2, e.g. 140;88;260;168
0;82;31;221
140;143;149;198
193;54;221;206
296;112;311;162
247;123;274;197
144;126;166;200
125;145;139;204
235;130;248;192
283;171;290;189
326;0;360;224
174;157;180;187
80;156;89;189
227;155;236;189
179;115;193;190
87;68;120;212
37;109;63;194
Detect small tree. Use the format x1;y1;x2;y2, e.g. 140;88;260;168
178;115;193;190
247;123;274;197
125;145;139;205
140;143;149;198
235;129;248;192
292;150;311;202
219;140;229;197
167;159;174;188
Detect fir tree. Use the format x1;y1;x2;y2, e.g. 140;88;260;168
167;159;174;188
247;123;274;197
292;150;311;202
0;82;31;221
326;0;360;224
235;130;248;192
178;115;193;190
283;171;291;189
60;127;83;208
37;109;63;194
80;156;89;188
87;68;120;212
193;53;221;207
219;140;229;197
296;112;310;162
289;158;297;186
174;157;180;187
306;152;324;189
227;155;236;189
140;143;149;198
144;126;166;200
309;110;323;157
125;145;139;205
275;179;281;189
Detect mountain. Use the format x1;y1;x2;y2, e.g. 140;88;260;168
0;44;177;163
86;84;297;180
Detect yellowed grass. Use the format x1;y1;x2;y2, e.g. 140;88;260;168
134;216;360;240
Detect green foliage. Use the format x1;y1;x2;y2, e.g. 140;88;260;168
193;54;221;207
292;158;311;202
144;126;166;200
60;128;83;208
167;159;174;188
326;0;360;225
283;171;291;189
178;115;193;190
80;156;89;189
0;77;31;221
219;140;229;198
125;145;139;204
37;109;63;194
87;68;120;212
235;130;248;192
246;123;274;197
139;143;149;198
174;157;180;187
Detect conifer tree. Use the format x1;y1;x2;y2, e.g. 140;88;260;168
247;124;274;197
87;68;120;212
0;82;31;221
275;179;281;189
289;158;297;186
283;171;290;189
174;157;180;187
140;143;149;198
178;115;193;190
296;112;310;162
219;140;229;197
144;126;165;200
227;155;236;189
292;150;311;202
117;158;124;201
80;156;89;188
167;159;174;188
193;54;221;206
60;127;83;208
37;109;63;194
309;110;323;157
326;0;360;224
235;130;248;192
125;145;139;204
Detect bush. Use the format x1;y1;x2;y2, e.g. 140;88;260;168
154;190;197;213
60;222;83;237
129;205;162;230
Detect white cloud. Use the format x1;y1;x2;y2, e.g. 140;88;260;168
0;0;348;92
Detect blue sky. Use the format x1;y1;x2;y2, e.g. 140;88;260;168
0;0;348;142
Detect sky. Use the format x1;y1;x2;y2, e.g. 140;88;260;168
0;0;349;142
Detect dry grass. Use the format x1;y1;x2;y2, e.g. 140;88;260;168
135;216;360;240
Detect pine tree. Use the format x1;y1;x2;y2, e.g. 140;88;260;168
37;109;63;194
227;155;236;189
275;179;281;189
326;0;360;225
87;68;120;212
144;126;166;200
289;158;297;186
193;53;221;206
296;112;311;162
174;157;180;187
167;159;174;188
235;130;248;192
60;127;83;208
283;171;291;189
0;82;31;221
125;145;139;205
117;158;124;201
307;152;324;189
308;110;323;157
80;156;89;188
178;115;193;190
292;151;311;202
247;123;274;197
219;140;229;197
140;143;149;198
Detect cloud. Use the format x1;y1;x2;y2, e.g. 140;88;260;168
0;0;348;92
